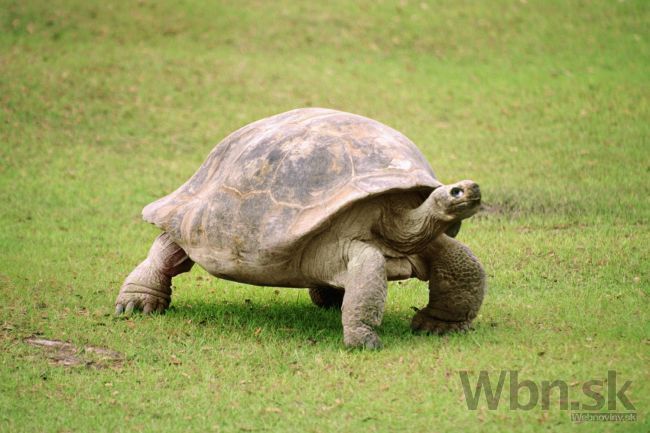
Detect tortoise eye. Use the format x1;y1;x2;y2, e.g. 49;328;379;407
450;187;464;198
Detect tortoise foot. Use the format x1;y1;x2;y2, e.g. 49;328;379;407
410;307;472;335
343;325;383;350
115;284;170;316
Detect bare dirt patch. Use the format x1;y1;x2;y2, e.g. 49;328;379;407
476;197;583;220
24;337;125;369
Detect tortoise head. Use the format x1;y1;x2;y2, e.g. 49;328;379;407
379;180;482;254
429;180;482;222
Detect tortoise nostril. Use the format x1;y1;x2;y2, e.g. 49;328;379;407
450;187;464;198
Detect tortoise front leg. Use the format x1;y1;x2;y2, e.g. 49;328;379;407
115;232;194;315
341;241;387;349
411;235;486;334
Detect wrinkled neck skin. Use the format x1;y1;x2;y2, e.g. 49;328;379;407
378;193;454;255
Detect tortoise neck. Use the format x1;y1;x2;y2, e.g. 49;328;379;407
379;192;451;254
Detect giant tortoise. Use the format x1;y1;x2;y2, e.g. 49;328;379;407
115;108;486;349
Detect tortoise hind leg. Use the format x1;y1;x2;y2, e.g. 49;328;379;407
308;286;344;309
411;235;486;334
115;233;194;315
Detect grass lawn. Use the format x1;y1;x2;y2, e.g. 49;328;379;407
1;0;648;431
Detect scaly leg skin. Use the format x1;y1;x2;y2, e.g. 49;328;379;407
411;235;486;335
115;232;194;315
308;286;344;309
341;241;387;350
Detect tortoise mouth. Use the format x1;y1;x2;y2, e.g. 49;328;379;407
449;197;482;216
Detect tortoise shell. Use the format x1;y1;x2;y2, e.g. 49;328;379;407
142;108;441;271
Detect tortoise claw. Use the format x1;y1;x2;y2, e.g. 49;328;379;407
115;304;125;316
125;301;135;315
143;303;154;314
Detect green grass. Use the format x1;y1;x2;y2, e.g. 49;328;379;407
1;0;648;431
